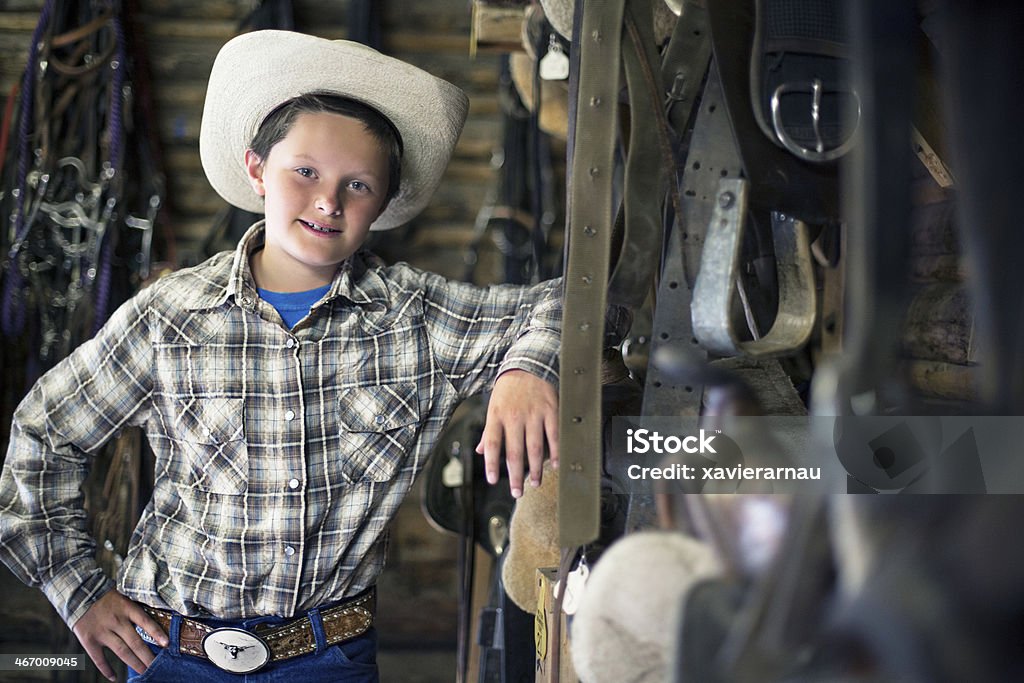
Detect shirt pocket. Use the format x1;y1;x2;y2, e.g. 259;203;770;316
172;397;248;495
337;383;420;484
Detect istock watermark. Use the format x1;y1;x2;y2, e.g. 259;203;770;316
607;416;1024;495
625;428;718;455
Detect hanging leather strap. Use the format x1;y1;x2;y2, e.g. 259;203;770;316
607;0;711;308
558;0;626;547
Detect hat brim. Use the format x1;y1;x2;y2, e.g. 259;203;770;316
200;30;469;231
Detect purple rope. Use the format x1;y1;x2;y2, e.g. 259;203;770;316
108;9;126;171
2;0;54;338
92;8;126;333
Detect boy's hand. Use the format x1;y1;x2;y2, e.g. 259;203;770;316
72;589;169;681
476;369;559;498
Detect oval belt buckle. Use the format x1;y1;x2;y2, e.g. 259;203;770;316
201;628;271;674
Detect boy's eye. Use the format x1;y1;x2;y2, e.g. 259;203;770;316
348;180;369;193
296;167;315;178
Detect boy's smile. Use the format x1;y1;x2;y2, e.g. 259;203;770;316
245;112;391;291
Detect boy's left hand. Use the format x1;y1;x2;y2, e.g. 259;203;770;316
476;369;559;498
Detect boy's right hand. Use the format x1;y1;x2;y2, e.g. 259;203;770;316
72;589;169;681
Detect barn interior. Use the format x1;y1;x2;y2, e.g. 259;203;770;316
0;1;1022;682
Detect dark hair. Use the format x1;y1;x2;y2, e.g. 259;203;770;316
248;92;404;203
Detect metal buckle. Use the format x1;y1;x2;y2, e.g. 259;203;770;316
770;78;860;162
201;627;271;674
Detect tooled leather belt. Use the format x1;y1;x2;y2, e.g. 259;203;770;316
143;589;375;674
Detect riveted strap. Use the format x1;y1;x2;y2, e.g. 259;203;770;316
558;0;626;547
642;63;742;418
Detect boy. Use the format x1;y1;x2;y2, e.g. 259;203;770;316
0;31;622;681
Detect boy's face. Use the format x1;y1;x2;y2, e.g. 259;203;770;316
245;111;391;286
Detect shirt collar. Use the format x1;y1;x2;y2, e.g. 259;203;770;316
183;221;390;311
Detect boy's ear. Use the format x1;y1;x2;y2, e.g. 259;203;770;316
244;150;266;197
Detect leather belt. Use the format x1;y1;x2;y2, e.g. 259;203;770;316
143;589;375;674
558;0;626;547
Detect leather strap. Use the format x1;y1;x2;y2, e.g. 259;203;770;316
144;590;375;663
607;0;711;308
558;0;626;547
641;63;743;419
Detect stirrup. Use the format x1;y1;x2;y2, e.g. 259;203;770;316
692;178;816;357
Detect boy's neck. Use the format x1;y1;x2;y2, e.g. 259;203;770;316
250;248;336;293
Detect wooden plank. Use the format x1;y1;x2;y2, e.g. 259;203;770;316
386;31;471;54
910;254;963;283
912;26;954;188
153;82;208;109
911;200;958;255
908;360;977;401
471;1;525;53
443;159;496;181
0;12;41;31
387;52;501;92
904;283;976;365
136;0;247;19
135;18;237;40
164;145;202;172
381;0;472;34
910;198;962;282
289;0;350;28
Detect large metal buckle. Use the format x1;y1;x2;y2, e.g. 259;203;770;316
201;627;271;674
770;78;860;162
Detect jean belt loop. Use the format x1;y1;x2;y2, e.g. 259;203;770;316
307;607;328;654
167;614;183;656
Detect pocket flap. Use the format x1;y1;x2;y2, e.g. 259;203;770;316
339;383;419;432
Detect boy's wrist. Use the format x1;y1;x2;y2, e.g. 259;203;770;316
43;561;116;629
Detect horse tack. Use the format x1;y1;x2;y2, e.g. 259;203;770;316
558;0;627;548
0;0;152;365
706;0;841;224
691;181;817;358
607;0;711;309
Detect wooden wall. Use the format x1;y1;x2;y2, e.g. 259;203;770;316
0;0;515;283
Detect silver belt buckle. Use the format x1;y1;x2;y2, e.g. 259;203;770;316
201;627;271;674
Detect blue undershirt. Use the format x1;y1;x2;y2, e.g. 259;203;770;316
257;284;330;329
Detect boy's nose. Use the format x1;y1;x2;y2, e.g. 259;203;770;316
315;195;342;216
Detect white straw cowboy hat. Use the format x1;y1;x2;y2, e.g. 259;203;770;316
200;30;469;231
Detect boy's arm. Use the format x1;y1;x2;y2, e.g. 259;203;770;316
416;269;631;497
0;291;166;675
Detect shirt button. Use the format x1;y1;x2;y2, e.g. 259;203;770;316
284;546;295;557
240;296;253;307
374;415;386;426
288;478;300;489
285;338;295;349
284;410;296;421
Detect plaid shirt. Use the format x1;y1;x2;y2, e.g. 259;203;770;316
0;223;607;627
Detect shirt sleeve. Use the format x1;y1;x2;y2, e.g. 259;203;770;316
413;269;631;399
0;289;154;627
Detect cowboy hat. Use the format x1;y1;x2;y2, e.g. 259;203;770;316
200;30;469;230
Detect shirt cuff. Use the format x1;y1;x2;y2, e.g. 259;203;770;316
497;329;561;388
41;558;116;628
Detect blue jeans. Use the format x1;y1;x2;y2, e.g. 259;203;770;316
127;608;379;682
